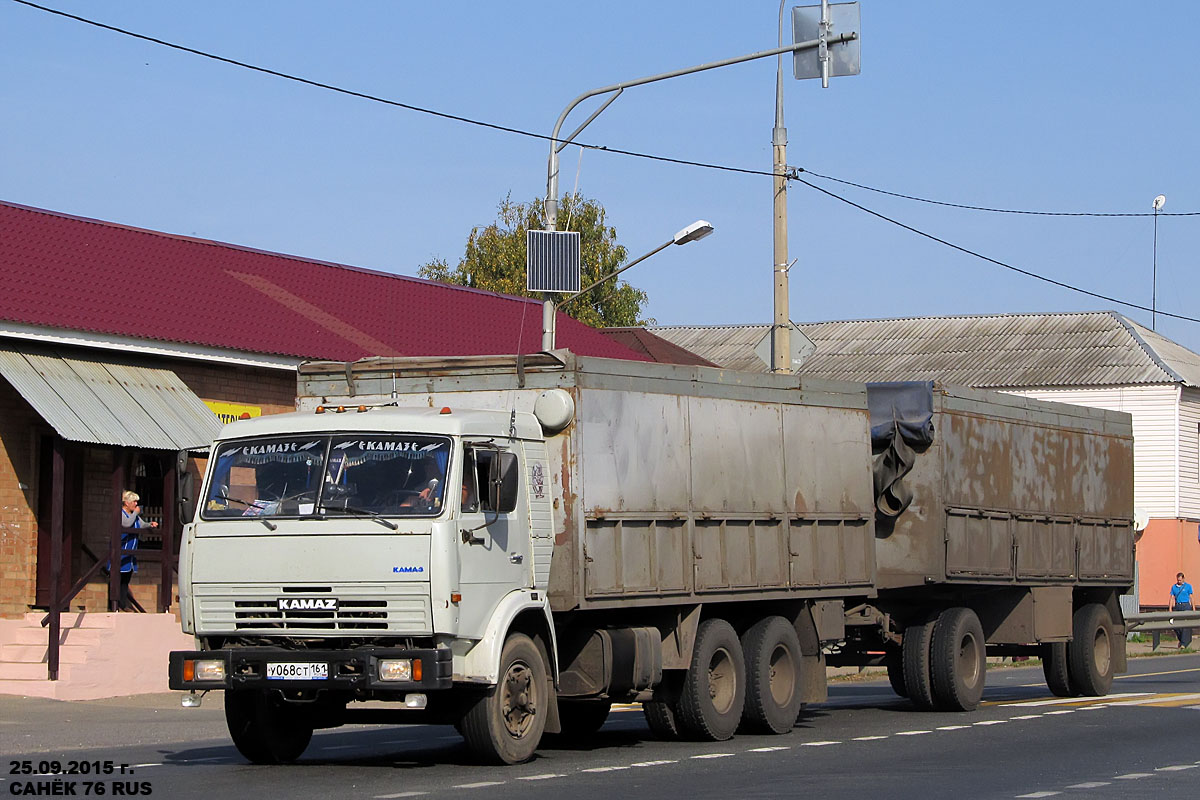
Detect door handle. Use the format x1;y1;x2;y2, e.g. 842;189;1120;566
510;554;524;564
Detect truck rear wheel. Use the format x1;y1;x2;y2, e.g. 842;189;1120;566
643;700;680;740
459;633;549;765
1068;603;1114;696
676;618;745;741
739;616;803;734
902;617;936;710
1041;641;1076;697
225;690;314;764
929;607;986;711
885;649;908;698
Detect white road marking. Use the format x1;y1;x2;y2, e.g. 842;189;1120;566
1156;765;1198;772
853;735;889;741
375;792;428;799
895;730;932;736
130;763;162;769
801;740;842;746
936;725;970;731
582;766;631;772
1045;710;1075;715
1113;773;1153;780
453;782;505;789
690;753;735;759
631;760;677;767
1100;693;1200;707
518;774;564;781
1015;792;1060;798
1009;715;1042;720
973;720;1006;725
749;745;793;751
1008;693;1148;707
1066;782;1110;789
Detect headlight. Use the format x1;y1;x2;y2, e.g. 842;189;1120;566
378;658;422;681
183;659;226;682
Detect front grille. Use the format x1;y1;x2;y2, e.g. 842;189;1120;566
194;584;431;635
232;599;389;630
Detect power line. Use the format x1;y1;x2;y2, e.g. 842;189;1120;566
800;168;1200;217
9;0;777;180
792;176;1200;324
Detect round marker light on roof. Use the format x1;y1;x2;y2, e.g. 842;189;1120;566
440;407;452;415
357;405;368;413
315;406;326;414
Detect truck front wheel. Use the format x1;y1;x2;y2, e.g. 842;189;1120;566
459;633;549;764
225;690;314;764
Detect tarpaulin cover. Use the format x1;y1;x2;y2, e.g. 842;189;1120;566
865;382;935;518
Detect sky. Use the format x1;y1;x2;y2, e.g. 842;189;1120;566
3;1;1200;352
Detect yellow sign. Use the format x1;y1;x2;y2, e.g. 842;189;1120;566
205;400;262;425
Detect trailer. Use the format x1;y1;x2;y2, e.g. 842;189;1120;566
169;352;1133;764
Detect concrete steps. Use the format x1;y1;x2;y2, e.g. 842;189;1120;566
0;612;193;700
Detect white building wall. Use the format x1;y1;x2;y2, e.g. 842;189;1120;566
1177;387;1200;519
1004;384;1180;519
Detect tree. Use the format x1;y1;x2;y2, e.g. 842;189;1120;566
419;194;652;328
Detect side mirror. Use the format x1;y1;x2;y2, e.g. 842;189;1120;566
177;450;196;523
488;452;519;514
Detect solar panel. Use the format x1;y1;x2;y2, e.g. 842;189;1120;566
526;230;581;293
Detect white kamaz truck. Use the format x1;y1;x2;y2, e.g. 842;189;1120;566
170;352;1133;764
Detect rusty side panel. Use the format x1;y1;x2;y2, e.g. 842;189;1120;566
878;387;1134;590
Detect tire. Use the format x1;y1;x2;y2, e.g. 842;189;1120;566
929;607;987;711
902;617;936;710
643;700;680;740
1041;641;1076;697
458;633;550;765
739;616;803;734
1068;603;1114;696
676;618;746;741
224;690;314;764
885;649;908;698
555;699;612;739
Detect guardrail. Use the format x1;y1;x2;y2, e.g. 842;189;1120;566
1125;610;1200;650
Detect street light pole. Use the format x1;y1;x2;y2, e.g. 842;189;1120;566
543;34;855;232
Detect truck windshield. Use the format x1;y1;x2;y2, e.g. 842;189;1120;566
201;434;451;521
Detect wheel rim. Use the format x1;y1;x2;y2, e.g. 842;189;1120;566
956;632;982;689
500;659;538;738
1093;626;1111;676
768;643;797;706
708;646;737;714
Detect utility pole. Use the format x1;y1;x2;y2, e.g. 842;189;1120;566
772;0;792;374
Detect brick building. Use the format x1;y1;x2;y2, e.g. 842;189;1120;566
0;200;644;618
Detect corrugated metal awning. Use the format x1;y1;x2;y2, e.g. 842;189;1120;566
0;345;222;450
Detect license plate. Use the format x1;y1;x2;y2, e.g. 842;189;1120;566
266;662;328;680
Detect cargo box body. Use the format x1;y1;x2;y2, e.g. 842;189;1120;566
870;384;1134;592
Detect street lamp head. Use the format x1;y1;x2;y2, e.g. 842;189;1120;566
1153;194;1167;212
673;220;714;245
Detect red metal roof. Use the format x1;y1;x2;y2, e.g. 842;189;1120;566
0;200;647;363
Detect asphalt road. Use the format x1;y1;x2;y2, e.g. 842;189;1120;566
2;654;1198;800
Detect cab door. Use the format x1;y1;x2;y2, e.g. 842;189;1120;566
455;444;532;639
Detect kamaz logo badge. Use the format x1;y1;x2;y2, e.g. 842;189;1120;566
277;597;338;611
392;566;425;574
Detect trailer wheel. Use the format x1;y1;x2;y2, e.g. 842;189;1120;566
885;649;908;698
1041;641;1076;697
555;699;612;739
676;618;746;741
1068;603;1114;696
901;617;936;710
643;700;680;740
930;607;987;711
459;633;549;764
739;616;803;734
225;690;313;764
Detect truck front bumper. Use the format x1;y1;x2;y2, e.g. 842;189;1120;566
169;646;453;692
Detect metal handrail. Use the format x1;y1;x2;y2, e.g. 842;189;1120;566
1125;610;1200;632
